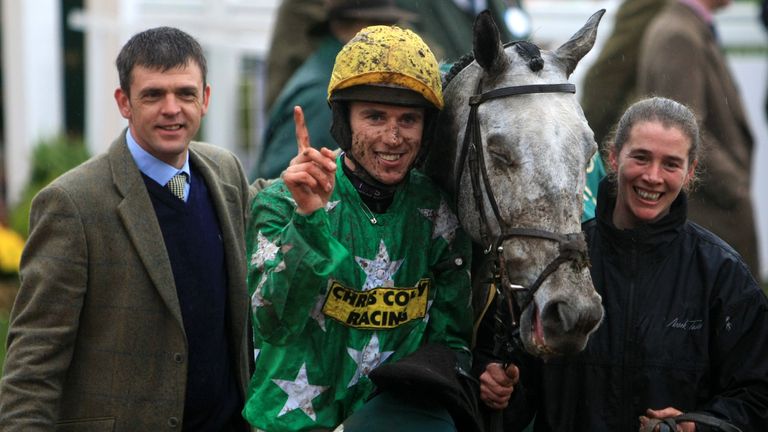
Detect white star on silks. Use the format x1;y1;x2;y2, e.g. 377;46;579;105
273;244;293;273
273;363;328;421
423;299;434;323
355;240;404;291
325;200;340;212
419;199;460;245
273;259;286;273
251;231;280;270
251;273;272;310
465;269;473;308
310;293;327;332
346;333;394;388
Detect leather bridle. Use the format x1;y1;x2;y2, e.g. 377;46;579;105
455;76;590;332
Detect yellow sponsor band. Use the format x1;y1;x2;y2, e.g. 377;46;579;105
323;279;431;329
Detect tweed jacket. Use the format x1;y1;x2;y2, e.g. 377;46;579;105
637;1;759;275
0;131;252;431
580;0;668;149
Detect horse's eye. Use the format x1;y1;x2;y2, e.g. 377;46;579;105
487;146;513;165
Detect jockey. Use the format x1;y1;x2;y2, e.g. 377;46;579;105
243;25;476;431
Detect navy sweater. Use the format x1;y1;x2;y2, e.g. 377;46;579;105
144;170;243;431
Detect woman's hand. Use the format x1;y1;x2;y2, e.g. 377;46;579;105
639;407;696;432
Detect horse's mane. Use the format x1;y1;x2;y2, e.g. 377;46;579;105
443;52;476;86
442;41;544;87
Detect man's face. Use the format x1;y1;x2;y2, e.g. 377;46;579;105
347;101;424;185
609;120;695;229
114;62;210;168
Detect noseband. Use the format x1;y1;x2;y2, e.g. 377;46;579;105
456;77;590;334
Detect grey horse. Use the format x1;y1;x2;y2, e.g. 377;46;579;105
424;10;606;358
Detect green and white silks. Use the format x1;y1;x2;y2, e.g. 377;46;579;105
243;158;473;431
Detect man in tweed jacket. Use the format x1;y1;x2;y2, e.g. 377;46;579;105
0;27;252;431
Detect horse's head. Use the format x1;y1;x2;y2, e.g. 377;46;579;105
426;10;606;358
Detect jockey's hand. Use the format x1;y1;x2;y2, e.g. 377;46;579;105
639;407;696;432
283;106;336;215
479;362;519;410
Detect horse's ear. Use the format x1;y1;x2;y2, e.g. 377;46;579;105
554;9;606;78
473;10;505;73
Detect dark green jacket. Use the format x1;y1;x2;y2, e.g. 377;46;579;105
255;36;342;180
398;0;512;63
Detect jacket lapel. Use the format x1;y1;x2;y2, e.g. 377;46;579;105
108;132;185;329
707;39;754;146
189;145;248;356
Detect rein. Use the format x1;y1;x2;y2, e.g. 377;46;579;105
455;77;590;347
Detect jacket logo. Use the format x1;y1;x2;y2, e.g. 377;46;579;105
666;317;703;331
323;279;430;329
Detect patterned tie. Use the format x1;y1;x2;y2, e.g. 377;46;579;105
166;172;187;200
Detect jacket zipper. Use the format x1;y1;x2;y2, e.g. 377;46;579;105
622;238;638;431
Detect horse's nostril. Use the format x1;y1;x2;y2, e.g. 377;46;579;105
543;301;578;333
543;301;603;334
582;304;604;333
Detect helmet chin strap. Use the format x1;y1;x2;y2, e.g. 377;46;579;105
341;152;402;195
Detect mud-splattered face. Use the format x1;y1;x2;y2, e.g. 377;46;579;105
346;101;424;185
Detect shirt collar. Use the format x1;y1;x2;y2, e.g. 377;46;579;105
679;0;714;24
126;129;191;187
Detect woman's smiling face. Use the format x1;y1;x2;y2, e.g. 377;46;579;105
346;101;424;185
610;120;696;229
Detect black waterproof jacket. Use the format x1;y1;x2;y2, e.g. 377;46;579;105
475;179;768;432
534;180;768;431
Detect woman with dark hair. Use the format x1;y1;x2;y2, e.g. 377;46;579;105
479;97;768;432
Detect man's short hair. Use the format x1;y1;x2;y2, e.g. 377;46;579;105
116;26;207;94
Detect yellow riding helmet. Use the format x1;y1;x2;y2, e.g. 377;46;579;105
327;25;444;110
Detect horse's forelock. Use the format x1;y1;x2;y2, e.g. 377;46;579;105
443;40;546;88
514;41;544;72
443;52;476;87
